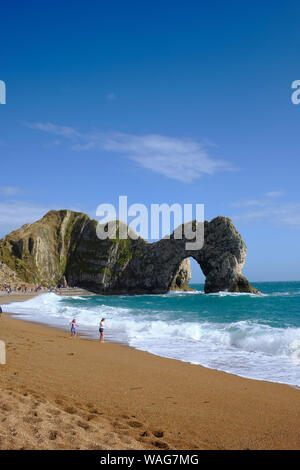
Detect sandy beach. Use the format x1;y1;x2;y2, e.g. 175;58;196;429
0;294;300;450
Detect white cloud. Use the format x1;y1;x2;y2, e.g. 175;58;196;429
0;200;89;238
26;122;237;183
265;191;285;198
231;199;269;208
26;122;80;139
100;133;235;183
0;200;54;237
0;186;22;196
232;191;285;209
231;196;300;228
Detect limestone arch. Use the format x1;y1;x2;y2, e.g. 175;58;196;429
134;216;258;295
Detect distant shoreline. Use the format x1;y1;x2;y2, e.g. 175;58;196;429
0;287;94;304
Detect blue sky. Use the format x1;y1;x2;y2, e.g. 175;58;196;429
0;1;300;282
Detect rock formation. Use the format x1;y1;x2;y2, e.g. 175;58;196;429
0;210;258;294
170;258;192;291
0;261;25;286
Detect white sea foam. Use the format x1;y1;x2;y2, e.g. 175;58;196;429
210;290;265;298
165;289;203;295
5;293;300;387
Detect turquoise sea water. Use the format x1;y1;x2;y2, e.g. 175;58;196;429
5;281;300;386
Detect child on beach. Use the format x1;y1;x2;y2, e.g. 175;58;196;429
70;318;78;337
99;318;105;342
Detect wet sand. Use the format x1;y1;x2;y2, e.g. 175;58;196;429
0;310;300;450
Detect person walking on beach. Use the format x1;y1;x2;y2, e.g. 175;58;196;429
0;306;3;320
99;318;105;343
70;318;78;337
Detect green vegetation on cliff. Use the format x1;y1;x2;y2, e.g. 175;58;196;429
0;210;258;294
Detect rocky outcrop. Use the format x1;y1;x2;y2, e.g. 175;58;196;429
0;261;25;286
0;210;90;286
170;258;192;291
0;210;258;294
193;217;258;293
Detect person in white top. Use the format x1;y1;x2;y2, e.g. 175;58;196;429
99;318;106;343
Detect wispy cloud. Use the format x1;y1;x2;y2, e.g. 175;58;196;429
26;122;80;139
26;122;237;183
0;200;89;238
101;133;236;183
231;199;269;208
0;200;55;237
265;190;285;198
0;186;22;196
231;193;300;228
0;201;51;225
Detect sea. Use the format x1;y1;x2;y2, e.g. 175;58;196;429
4;281;300;387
